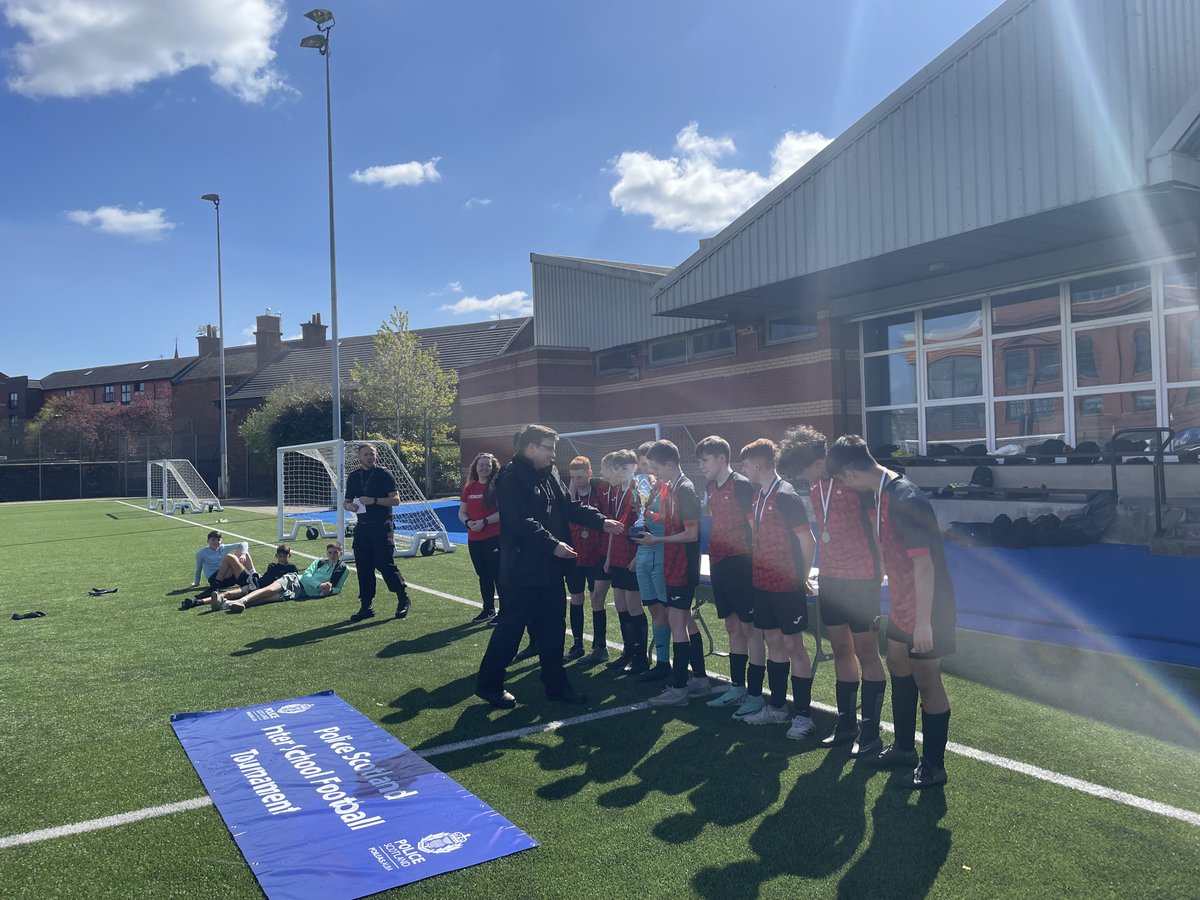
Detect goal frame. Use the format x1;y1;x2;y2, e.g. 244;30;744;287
276;438;455;560
146;459;224;515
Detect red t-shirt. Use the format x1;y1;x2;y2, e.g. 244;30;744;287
706;472;755;564
808;477;880;581
460;481;500;541
658;475;702;587
873;475;955;633
605;481;640;570
568;479;608;567
749;478;811;592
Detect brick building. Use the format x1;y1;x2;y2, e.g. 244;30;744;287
460;0;1200;507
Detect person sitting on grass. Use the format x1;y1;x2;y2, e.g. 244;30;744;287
203;545;298;609
184;532;254;608
216;542;349;613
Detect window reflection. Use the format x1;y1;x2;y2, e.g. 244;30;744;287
866;409;917;454
925;403;985;447
864;355;917;406
991;287;1060;333
1163;263;1198;312
1074;323;1153;386
926;346;982;399
1164;309;1200;382
993;398;1065;449
1070;269;1151;322
862;314;915;353
923;301;982;343
992;333;1062;395
1073;391;1157;443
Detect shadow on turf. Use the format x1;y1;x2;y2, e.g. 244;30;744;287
945;630;1200;750
230;617;390;656
377;622;476;661
692;754;948;900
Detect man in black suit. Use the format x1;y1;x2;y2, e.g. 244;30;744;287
475;424;625;709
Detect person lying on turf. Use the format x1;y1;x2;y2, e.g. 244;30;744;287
203;545;298;609
186;532;254;606
215;542;349;613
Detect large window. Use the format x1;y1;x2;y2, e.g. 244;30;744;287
7;392;16;409
103;385;114;403
860;259;1198;453
120;383;133;404
648;325;735;368
764;312;818;345
596;346;636;376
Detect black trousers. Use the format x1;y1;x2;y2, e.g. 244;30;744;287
467;536;502;612
477;579;571;697
352;522;407;605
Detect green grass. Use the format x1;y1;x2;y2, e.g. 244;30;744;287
2;498;1199;899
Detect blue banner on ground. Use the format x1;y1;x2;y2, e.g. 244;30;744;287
171;691;536;899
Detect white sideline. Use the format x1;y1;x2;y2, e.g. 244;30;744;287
3;499;1194;851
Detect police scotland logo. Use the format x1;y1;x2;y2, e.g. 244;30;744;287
417;831;471;854
276;703;314;715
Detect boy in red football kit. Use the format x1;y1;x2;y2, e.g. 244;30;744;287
739;439;817;739
696;435;766;717
780;425;888;757
603;449;649;674
825;435;956;789
638;440;709;707
565;456;613;664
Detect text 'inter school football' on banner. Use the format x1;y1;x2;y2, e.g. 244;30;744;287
171;691;537;900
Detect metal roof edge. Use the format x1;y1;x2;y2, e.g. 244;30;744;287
530;252;673;281
650;0;1032;300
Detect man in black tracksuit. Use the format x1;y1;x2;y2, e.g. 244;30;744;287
475;424;624;709
343;443;412;622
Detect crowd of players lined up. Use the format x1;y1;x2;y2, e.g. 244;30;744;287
182;427;957;790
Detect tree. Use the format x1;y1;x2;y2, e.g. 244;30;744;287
239;381;358;461
351;308;458;495
28;394;107;458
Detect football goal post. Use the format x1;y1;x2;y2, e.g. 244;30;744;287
276;438;454;560
558;423;701;483
147;459;223;514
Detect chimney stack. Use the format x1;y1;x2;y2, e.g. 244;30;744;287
300;312;328;349
255;312;282;366
196;324;220;358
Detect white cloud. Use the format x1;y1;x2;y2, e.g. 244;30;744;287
609;122;832;233
2;0;289;102
349;159;441;188
448;280;463;293
464;196;492;209
66;205;175;240
441;290;531;318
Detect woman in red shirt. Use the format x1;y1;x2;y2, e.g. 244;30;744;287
459;452;502;623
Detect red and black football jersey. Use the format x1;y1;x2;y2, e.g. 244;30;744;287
706;472;755;564
808;477;880;580
749;478;811;592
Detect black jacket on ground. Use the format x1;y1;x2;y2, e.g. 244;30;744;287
496;455;605;586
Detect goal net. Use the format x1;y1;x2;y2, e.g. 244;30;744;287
147;459;223;514
558;424;701;485
276;438;454;560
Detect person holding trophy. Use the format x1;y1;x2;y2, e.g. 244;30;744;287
603;449;648;674
633;442;672;682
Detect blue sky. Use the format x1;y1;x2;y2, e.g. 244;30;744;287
0;0;1000;378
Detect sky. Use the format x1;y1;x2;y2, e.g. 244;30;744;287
0;0;1002;378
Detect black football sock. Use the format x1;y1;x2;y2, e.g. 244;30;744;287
617;610;631;655
689;633;707;679
747;663;766;698
629;612;648;660
569;603;584;646
891;674;919;752
766;660;790;709
859;678;887;741
591;609;607;648
835;679;859;731
921;707;951;769
671;641;691;688
791;675;814;717
729;652;748;687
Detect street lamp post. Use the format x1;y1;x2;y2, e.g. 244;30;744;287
201;193;229;499
300;8;341;466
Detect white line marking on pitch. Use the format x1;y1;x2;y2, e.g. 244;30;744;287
0;501;1173;841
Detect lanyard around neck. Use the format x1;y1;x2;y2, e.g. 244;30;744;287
874;470;890;538
754;475;782;530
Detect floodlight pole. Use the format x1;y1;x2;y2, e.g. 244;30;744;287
202;193;229;499
302;9;342;495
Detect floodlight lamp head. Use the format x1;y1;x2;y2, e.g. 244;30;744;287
304;8;334;27
300;34;328;54
201;193;220;205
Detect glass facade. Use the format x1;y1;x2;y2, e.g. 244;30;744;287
861;258;1200;453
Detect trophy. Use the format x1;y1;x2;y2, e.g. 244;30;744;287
627;473;655;539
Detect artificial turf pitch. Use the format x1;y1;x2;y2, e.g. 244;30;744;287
1;498;1199;899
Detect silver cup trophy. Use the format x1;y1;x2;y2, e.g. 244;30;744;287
627;473;655;539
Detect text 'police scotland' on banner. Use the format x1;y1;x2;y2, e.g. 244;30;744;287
171;691;536;899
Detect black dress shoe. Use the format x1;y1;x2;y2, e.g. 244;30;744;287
563;644;585;662
868;743;920;769
350;606;375;622
395;595;411;619
848;731;884;758
819;726;859;749
546;689;588;705
475;689;517;709
899;761;948;789
471;609;495;624
636;662;671;683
